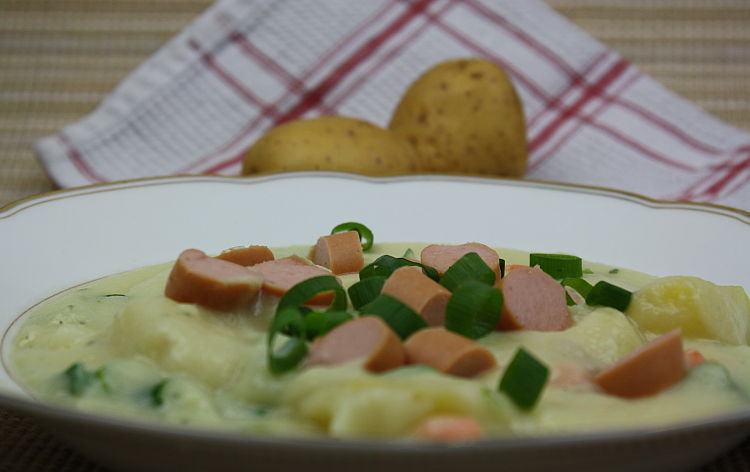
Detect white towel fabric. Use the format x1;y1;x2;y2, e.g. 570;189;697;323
35;0;750;211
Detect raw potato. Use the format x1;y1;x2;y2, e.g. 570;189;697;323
389;58;528;176
242;116;418;176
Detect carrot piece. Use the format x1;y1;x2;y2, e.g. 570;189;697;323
413;415;483;442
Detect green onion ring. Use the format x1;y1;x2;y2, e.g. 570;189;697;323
585;280;632;312
277;275;347;313
359;255;439;282
444;280;503;339
267;307;309;374
440;252;496;292
498;347;549;410
529;253;583;279
347;276;386;310
359;294;427;339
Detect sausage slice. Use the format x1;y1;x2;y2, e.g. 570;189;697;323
496;265;570;331
404;327;496;378
310;231;364;274
420;243;500;277
217;245;274;266
165;249;264;312
306;316;406;372
381;266;452;326
414;415;483;442
251;255;337;305
593;328;686;398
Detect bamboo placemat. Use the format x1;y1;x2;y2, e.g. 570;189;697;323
1;1;749;471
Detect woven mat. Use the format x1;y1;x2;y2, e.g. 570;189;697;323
0;1;749;471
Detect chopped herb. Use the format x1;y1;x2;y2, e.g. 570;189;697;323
498;348;549;411
529;254;582;279
582;269;594;275
440;253;496;292
64;363;111;396
347;276;386;310
94;367;112;394
104;294;127;297
359;255;439;282
586;281;632;312
302;310;353;340
608;268;620;274
252;405;272;417
403;248;415;259
267;307;308;374
444;280;503;340
360;294;427;339
150;380;170;407
64;363;93;396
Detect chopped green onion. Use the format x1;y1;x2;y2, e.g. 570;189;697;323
562;277;593;298
403;248;416;259
94;367;112;394
331;222;374;251
586;281;632;312
498;348;549;410
150;379;169;407
267;307;308;374
582;268;594;275
359;255;439;282
252;405;272;417
64;363;93;396
609;268;620;274
529;253;583;279
440;253;496;292
347;276;386;310
444;280;503;339
499;258;506;278
360;294;427;339
277;275;347;312
303;310;353;340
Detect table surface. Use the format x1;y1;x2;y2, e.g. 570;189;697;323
1;1;749;471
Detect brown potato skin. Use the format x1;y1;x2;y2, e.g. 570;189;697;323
388;58;528;177
242;116;418;176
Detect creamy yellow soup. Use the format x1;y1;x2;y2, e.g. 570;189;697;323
8;243;750;439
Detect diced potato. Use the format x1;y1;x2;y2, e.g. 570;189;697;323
562;307;645;366
282;364;501;438
627;276;750;345
110;298;254;388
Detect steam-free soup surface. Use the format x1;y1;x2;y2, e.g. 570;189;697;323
8;243;750;439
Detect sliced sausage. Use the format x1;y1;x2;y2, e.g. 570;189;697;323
684;349;706;368
593;328;686;398
381;266;452;326
404;327;496;378
306;316;405;372
310;231;364;274
217;245;274;266
496;265;570;331
165;249;264;312
414;415;483;442
549;361;592;387
420;243;500;277
251;255;337;305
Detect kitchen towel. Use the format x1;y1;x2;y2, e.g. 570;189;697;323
34;0;750;211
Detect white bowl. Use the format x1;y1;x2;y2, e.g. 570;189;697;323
2;173;749;472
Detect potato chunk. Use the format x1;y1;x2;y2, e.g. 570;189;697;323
627;276;750;345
